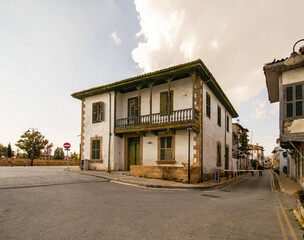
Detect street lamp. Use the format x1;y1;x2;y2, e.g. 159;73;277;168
27;128;39;166
284;39;304;66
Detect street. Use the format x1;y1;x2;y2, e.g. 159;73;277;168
0;167;302;240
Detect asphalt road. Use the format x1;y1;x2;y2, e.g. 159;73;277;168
0;167;302;240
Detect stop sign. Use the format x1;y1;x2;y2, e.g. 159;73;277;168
63;142;71;149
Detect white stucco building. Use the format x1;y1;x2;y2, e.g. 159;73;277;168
72;60;238;183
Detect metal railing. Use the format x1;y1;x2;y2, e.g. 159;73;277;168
115;108;198;129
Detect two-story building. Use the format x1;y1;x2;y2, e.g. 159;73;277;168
72;59;238;183
248;143;264;168
264;43;304;185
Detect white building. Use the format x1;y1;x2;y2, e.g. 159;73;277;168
264;43;304;185
72;60;238;183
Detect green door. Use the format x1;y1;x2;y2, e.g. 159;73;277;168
128;137;140;170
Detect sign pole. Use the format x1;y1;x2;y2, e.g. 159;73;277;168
67;149;69;169
63;143;71;170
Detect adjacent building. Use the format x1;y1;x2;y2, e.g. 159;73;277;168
264;43;304;185
72;59;238;183
248;143;264;168
232;123;250;170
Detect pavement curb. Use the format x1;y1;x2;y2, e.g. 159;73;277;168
66;169;248;190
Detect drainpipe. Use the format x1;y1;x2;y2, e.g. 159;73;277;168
187;127;191;184
224;110;227;172
105;88;112;172
200;82;204;182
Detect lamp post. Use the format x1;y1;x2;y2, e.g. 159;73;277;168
27;128;39;166
284;39;304;66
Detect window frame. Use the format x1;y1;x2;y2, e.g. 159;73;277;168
157;133;175;164
206;92;211;118
226;115;229;132
217;105;221;127
284;82;304;119
92;101;104;123
90;136;102;161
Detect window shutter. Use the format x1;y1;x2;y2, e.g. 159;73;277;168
100;102;104;121
170;91;174;112
160;92;167;113
92;103;97;123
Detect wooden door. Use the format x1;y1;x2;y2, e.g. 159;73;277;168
128;137;140;170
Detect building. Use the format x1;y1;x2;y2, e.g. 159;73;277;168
72;59;238;183
272;146;289;174
264;43;304;185
40;151;52;160
248;143;264;168
232;123;250;170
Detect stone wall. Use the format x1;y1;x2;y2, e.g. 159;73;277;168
0;158;80;167
130;165;217;183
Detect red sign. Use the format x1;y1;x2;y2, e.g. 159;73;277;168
63;142;71;149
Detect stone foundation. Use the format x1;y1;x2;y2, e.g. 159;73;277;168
130;165;216;183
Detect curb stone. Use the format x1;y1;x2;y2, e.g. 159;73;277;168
66;169;247;190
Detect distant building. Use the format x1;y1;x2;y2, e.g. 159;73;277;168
40;151;52;160
272;146;289;174
248;143;264;168
232;123;250;170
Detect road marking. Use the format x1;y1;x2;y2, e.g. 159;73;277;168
274;197;288;240
275;192;298;240
222;179;244;189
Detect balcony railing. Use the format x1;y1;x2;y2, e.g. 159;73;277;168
115;108;198;129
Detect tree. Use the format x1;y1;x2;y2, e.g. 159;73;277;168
53;147;64;160
7;143;12;158
0;144;7;157
70;151;78;160
15;130;53;165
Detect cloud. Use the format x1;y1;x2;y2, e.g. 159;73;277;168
250;99;266;120
132;0;304;110
111;31;122;45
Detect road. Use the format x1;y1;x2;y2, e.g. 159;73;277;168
0;167;302;240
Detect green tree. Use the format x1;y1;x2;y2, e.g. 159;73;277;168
53;147;64;160
70;151;78;160
7;143;12;158
15;130;53;165
0;144;7;157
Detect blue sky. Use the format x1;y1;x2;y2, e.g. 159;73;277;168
0;0;303;156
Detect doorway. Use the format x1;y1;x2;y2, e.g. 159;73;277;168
128;137;140;170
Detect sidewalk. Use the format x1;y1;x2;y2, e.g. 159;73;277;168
274;172;303;195
68;168;248;190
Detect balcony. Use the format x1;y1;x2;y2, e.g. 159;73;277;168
115;108;199;135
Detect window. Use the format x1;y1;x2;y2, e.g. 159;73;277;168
206;92;211;118
92;102;104;123
285;83;304;118
226;115;229;132
91;137;102;161
160;136;173;161
160;91;174;114
217;105;221;126
217;142;221;167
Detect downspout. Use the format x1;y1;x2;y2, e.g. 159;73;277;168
105;87;112;172
224;110;227;171
200;81;204;182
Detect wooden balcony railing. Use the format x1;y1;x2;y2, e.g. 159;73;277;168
115;108;198;129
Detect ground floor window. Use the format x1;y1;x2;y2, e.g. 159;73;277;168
91;137;102;161
160;136;172;161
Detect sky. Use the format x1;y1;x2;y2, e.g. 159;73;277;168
0;0;303;156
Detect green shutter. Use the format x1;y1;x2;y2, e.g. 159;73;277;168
160;92;167;114
170;91;174;112
100;102;104;121
92;103;97;123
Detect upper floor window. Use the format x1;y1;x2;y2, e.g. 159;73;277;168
226;115;229;132
160;91;173;114
206;92;211;118
285;83;303;118
217;105;221;126
92;102;104;123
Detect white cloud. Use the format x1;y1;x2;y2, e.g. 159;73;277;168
250;99;266;120
132;0;304;111
111;31;122;45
